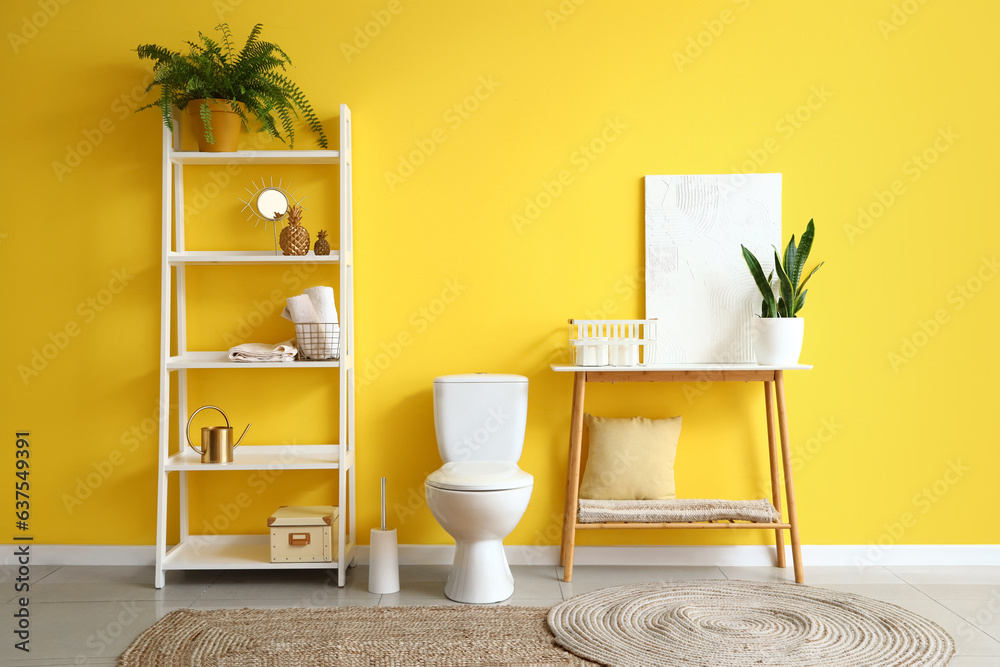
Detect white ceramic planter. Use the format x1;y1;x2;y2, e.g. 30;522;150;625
751;317;805;365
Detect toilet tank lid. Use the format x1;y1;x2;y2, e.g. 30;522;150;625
434;374;528;384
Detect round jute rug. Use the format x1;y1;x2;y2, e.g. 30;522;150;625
547;579;955;666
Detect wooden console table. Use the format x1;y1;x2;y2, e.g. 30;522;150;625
551;363;811;583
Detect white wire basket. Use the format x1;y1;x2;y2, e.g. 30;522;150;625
568;319;656;367
294;323;340;360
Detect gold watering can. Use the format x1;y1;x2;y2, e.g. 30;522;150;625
186;405;251;464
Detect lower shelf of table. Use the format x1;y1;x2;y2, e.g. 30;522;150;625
576;522;792;530
161;534;357;570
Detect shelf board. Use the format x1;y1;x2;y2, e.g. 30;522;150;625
551;363;813;372
168;149;340;165
575;521;793;530
168;351;340;369
169;250;340;265
166;444;344;471
162;534;356;570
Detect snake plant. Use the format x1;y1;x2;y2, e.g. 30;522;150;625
741;219;823;318
136;23;327;149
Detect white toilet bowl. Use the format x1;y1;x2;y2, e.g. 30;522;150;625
425;472;532;603
426;374;533;604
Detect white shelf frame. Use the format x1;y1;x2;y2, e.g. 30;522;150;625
168;250;341;265
169;150;340;165
167;351;341;369
161;535;357;571
164;445;351;471
155;105;356;588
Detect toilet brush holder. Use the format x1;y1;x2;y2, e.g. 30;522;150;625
368;529;399;594
368;476;399;594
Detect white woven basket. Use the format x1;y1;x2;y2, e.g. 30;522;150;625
568;319;656;367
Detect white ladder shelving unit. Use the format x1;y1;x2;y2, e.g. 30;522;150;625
154;105;356;588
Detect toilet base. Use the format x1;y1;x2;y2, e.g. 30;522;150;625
444;539;514;604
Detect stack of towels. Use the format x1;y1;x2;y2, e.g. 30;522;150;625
228;340;298;362
282;285;339;359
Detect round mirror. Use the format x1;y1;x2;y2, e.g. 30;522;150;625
256;188;289;220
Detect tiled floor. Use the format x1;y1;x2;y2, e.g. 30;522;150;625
2;563;998;665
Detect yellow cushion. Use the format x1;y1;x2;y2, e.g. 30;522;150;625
578;414;681;501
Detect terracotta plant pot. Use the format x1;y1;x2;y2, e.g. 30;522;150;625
751;317;805;365
186;99;245;152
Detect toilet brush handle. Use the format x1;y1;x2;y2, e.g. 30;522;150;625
380;477;386;532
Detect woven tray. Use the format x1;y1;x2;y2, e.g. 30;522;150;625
578;498;781;524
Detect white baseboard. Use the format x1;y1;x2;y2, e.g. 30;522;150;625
2;545;155;567
370;544;1000;568
5;543;999;568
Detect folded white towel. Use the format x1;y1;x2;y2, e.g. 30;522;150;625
281;294;320;324
228;340;298;362
304;285;338;324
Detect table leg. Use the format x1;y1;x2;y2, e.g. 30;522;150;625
764;380;786;568
774;370;804;583
561;372;586;582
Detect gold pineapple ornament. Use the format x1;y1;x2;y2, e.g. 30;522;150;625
314;230;331;256
279;205;309;255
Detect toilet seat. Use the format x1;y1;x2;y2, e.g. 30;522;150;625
426;461;533;491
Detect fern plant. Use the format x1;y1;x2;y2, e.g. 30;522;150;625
741;219;824;318
136;23;327;149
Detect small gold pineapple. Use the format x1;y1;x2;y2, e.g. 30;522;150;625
314;230;331;256
279;205;309;256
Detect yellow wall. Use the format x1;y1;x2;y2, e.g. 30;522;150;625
2;0;998;551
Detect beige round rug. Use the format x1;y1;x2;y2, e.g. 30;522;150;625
547;579;955;666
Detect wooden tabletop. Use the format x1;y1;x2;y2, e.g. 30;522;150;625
550;363;812;372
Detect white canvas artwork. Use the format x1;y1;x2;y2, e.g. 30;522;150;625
644;173;782;363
